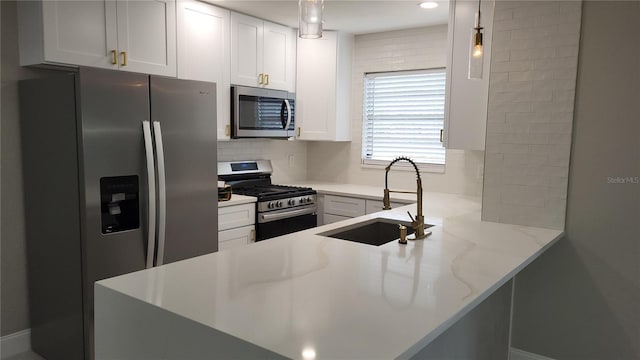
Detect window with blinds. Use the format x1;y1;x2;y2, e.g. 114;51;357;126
362;69;446;169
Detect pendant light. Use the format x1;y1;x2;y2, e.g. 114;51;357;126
299;0;324;39
468;0;484;79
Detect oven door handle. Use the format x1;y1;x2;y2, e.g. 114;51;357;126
259;206;316;223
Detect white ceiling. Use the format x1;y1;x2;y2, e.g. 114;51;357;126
207;1;450;35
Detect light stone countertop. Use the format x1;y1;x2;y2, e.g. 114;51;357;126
217;194;257;208
97;191;563;359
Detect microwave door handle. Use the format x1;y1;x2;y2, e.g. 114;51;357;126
280;100;287;129
283;99;292;130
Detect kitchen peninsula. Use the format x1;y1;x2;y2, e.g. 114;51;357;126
95;191;562;359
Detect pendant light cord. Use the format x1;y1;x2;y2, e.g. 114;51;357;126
477;0;482;28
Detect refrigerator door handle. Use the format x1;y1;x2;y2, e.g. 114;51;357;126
152;121;167;266
142;120;157;269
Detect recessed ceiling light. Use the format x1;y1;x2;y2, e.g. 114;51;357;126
418;1;439;9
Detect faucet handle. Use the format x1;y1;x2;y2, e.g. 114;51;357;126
407;211;416;223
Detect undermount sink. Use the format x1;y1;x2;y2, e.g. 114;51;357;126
318;218;434;246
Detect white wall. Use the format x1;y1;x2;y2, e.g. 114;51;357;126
511;2;640;358
307;26;486;196
217;139;308;184
1;1;62;337
481;1;582;230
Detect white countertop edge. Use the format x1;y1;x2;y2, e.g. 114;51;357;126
217;194;257;207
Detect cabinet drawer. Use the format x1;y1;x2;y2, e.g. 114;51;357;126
324;195;366;218
219;225;255;251
365;200;406;215
218;203;255;231
323;213;352;225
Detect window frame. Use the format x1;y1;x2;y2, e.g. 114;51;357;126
360;68;447;173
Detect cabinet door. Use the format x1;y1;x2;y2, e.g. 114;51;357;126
230;13;263;87
324;195;366;218
219;225;255;251
218;203;256;232
38;0;117;69
116;0;177;76
262;22;296;91
296;32;337;140
177;0;230;139
296;31;352;141
443;0;494;150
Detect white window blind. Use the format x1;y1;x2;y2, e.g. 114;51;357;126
362;69;446;167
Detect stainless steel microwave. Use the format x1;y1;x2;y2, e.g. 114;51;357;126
231;86;295;139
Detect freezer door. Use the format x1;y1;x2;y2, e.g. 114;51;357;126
150;76;218;264
77;68;150;359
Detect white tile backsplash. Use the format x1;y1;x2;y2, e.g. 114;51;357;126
217;139;307;184
481;0;582;230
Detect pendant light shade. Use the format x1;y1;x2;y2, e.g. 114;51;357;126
468;0;484;79
299;0;324;39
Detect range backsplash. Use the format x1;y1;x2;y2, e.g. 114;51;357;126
217;139;308;184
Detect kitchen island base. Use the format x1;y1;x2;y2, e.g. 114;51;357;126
96;279;512;359
95;285;287;360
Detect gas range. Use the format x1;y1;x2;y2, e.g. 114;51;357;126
218;160;317;240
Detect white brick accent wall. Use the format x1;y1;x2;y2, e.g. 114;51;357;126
307;26;486;196
481;1;582;230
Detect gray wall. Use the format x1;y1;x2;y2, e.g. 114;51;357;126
1;1;60;336
511;2;640;359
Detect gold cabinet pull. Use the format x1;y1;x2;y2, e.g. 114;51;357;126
297;127;301;137
264;74;269;86
111;50;117;64
258;73;264;85
120;51;127;66
440;129;444;143
250;229;256;242
225;124;230;137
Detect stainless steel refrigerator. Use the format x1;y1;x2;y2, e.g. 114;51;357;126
19;68;218;360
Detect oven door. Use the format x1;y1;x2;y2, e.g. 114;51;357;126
231;86;295;139
256;205;317;241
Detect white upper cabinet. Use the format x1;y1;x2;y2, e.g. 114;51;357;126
443;0;494;150
177;0;230;139
115;0;176;76
18;0;176;77
230;12;295;92
296;31;353;141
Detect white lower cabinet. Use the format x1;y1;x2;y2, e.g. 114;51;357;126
320;194;407;225
219;225;255;251
218;202;255;251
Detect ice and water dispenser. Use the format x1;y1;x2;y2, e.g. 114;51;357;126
100;176;140;234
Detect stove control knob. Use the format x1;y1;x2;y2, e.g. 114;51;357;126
306;197;313;203
268;202;274;209
288;199;295;206
277;201;283;208
300;197;306;204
